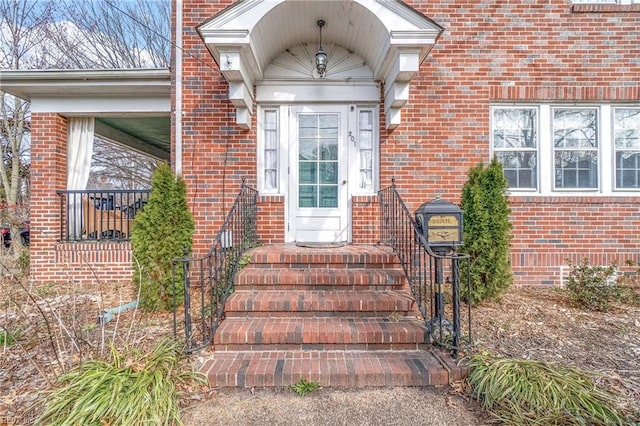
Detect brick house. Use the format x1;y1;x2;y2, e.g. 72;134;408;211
1;0;639;286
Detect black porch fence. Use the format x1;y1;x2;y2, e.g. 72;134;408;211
173;181;258;353
56;189;150;242
379;180;472;357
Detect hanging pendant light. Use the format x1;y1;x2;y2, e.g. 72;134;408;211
315;19;327;78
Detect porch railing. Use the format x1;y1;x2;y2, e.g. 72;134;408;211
56;189;151;242
173;180;259;353
379;179;472;357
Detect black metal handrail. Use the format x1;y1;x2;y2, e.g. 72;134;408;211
56;189;150;242
173;180;259;353
379;179;472;357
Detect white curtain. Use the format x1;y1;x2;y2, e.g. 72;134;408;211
67;117;95;239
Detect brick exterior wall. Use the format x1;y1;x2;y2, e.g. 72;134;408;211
172;0;639;286
27;1;639;286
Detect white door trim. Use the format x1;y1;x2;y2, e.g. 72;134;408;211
287;105;350;243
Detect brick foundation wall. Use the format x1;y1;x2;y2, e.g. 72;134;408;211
510;197;640;286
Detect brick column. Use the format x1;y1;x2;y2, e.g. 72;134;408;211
351;195;380;245
256;195;285;244
29;113;68;282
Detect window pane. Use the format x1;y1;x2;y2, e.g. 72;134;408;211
265;150;277;169
360;170;372;189
493;108;537;148
265;170;277;190
319;186;338;208
299;139;317;160
554;151;598;189
553;109;597;148
359;111;373;129
359;132;372;150
495;151;537;189
319;162;338;184
299;162;317;184
265;131;277;150
320;139;338;160
299;185;317;208
360;151;372;169
616;151;640;189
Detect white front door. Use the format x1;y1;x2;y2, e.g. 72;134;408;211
288;105;349;243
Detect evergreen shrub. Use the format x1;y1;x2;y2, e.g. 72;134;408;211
460;157;512;304
131;163;194;311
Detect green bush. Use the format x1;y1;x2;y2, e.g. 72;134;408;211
35;338;206;426
459;158;512;304
131;163;194;312
466;352;634;426
564;258;621;312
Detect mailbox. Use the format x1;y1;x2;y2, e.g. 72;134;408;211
415;196;463;250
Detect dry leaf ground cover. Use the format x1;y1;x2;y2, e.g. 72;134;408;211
1;262;639;425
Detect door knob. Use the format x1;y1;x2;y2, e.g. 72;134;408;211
342;180;347;185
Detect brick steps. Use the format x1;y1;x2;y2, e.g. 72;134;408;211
224;290;417;316
200;244;462;388
235;268;406;290
201;350;460;388
213;317;429;350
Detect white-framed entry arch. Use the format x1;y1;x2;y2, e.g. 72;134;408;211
197;0;442;243
197;0;443;129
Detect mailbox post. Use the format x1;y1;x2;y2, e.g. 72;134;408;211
415;197;464;346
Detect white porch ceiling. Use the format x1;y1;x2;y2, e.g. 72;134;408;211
197;0;443;129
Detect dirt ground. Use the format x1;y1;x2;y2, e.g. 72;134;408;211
1;269;639;425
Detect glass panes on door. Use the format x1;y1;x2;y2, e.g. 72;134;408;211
298;114;339;208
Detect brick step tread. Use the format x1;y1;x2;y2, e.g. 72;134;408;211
214;317;429;346
245;245;398;267
201;349;462;388
213;342;430;351
235;268;406;289
224;290;417;314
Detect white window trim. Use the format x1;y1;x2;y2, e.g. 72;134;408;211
350;105;380;195
492;103;640;196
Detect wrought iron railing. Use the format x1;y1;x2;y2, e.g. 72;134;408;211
173;180;258;353
379;179;472;357
56;189;150;242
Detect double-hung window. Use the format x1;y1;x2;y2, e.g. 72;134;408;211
492;104;640;195
552;108;598;190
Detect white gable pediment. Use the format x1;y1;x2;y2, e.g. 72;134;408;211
197;0;442;129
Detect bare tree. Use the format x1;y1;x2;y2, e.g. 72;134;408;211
88;138;157;190
0;0;58;247
46;0;170;69
0;0;170;245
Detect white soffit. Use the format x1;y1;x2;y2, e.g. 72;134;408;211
197;0;442;129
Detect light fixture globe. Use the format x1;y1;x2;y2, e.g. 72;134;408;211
315;19;327;78
315;49;327;76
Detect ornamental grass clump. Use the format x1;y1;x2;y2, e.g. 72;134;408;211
466;352;634;426
35;337;206;426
